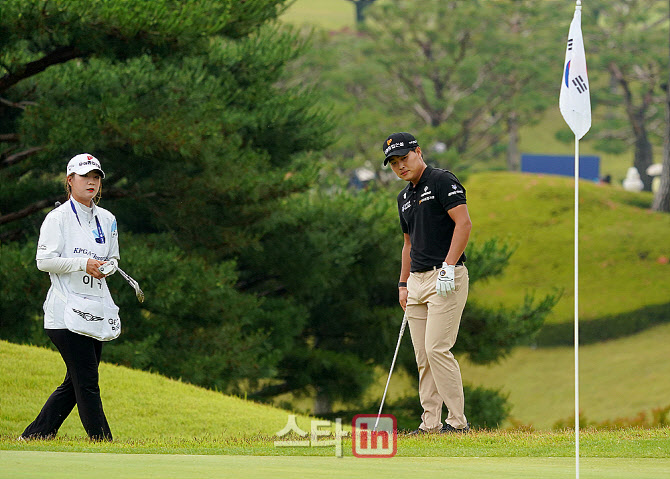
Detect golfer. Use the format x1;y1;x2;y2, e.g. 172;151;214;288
383;132;472;434
20;154;120;441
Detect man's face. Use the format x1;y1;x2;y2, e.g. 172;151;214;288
387;147;425;184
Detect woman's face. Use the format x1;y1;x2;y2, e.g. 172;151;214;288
68;171;102;206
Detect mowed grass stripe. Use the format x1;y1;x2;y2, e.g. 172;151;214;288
2;451;670;479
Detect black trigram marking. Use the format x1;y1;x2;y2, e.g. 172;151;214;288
572;75;588;93
567;39;574;51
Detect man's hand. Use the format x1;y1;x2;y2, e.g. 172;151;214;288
399;286;408;311
436;263;455;296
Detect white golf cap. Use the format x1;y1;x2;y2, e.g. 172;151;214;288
67;153;105;179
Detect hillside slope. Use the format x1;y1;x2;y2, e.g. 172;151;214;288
460;322;670;430
4;321;669;435
0;340;309;440
466;172;670;330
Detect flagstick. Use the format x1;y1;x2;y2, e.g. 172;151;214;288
574;135;580;479
560;2;588;476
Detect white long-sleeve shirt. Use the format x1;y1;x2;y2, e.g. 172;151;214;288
36;200;120;329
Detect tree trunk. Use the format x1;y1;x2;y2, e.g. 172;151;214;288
653;151;670;211
349;0;376;26
652;0;670;212
355;3;366;24
632;114;654;191
313;388;332;416
506;112;520;171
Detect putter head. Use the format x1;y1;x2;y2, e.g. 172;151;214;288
135;286;145;303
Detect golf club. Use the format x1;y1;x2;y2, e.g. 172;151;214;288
117;266;145;303
99;260;145;303
373;312;408;432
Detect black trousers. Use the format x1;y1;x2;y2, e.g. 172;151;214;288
22;329;112;441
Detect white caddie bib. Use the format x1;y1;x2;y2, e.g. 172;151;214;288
63;293;120;341
70;271;105;297
61;200;121;341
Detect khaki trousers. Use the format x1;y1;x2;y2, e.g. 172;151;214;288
406;266;469;431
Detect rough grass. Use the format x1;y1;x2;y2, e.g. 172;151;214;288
1;428;669;458
2;339;669;479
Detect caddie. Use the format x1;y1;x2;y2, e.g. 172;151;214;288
20;154;120;441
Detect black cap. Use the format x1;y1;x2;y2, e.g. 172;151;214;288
382;132;419;165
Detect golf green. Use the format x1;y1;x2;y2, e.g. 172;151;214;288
2;451;669;479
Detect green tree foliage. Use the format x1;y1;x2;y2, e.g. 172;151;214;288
0;0;330;392
585;0;669;191
238;190;399;409
239;189;557;412
0;0;331;255
0;241;50;342
0;1;558;425
293;0;563;175
104;234;307;391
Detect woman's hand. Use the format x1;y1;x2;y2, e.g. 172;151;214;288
86;259;106;279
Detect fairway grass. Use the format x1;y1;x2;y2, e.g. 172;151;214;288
1;451;669;479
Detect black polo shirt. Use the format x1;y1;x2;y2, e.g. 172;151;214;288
397;165;467;272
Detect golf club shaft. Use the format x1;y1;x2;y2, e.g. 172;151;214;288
117;266;144;302
374;313;408;431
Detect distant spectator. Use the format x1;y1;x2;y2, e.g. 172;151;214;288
622;167;644;192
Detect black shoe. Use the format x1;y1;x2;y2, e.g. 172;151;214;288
441;423;470;434
407;427;430;435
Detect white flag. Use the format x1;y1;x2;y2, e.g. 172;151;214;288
559;2;591;140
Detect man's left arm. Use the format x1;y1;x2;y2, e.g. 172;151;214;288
436;204;472;296
444;204;472;265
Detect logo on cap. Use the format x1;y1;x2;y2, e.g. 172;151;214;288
387;139;392;146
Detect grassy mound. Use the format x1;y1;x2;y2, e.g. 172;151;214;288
460;322;670;429
467;172;670;334
0;340;309;440
2;323;669;440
